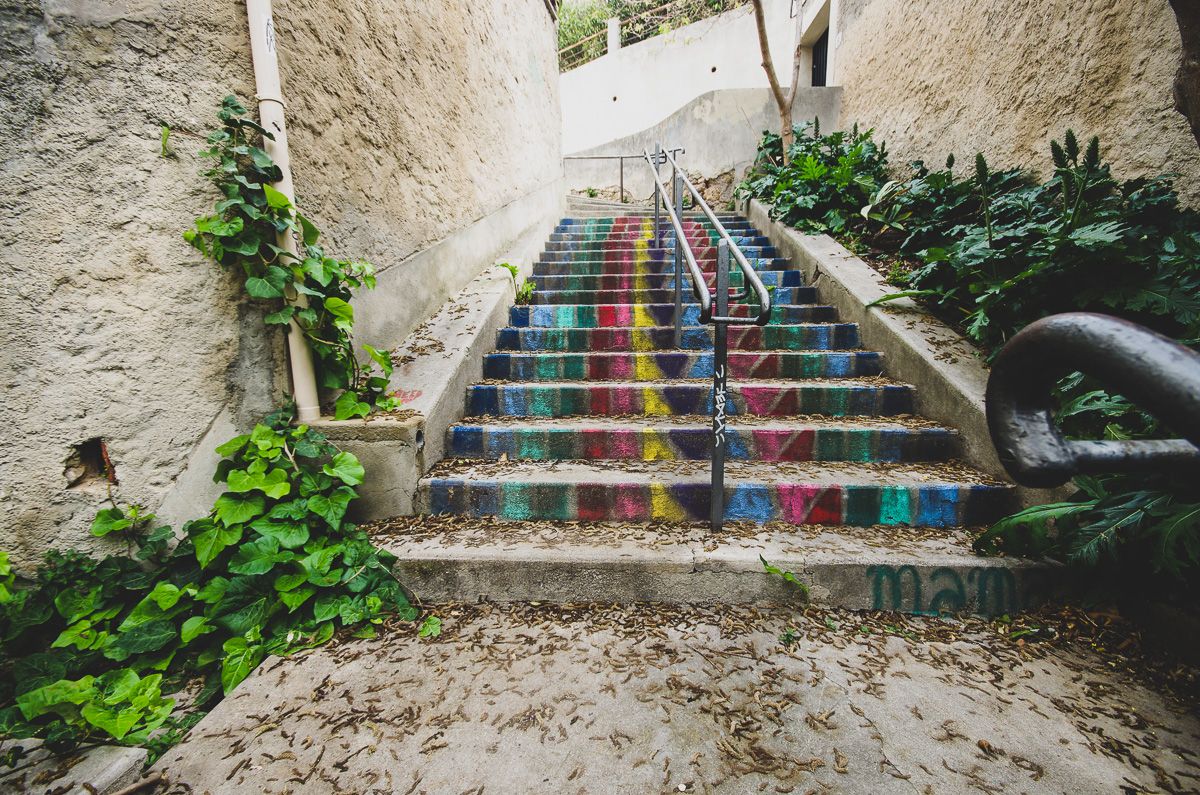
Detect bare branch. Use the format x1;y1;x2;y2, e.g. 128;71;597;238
751;0;788;112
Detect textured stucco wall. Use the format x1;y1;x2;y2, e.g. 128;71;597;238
0;0;560;569
833;0;1200;204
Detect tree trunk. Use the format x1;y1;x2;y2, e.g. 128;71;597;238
1169;0;1200;149
751;0;802;166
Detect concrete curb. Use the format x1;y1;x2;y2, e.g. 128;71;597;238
0;740;146;794
745;199;1067;507
317;210;559;521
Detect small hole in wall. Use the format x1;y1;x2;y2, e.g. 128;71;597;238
612;96;618;102
711;66;717;73
65;438;116;489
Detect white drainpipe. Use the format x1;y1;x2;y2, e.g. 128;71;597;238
245;0;321;422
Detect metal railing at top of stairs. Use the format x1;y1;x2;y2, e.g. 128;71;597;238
641;143;773;531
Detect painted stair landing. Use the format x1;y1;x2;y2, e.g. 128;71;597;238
404;211;1041;613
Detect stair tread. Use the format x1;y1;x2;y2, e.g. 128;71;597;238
451;415;953;431
421;459;1005;487
472;377;908;387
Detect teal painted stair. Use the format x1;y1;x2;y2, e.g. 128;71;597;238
392;209;1047;614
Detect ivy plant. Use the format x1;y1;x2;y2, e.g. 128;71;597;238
184;96;399;419
0;406;427;762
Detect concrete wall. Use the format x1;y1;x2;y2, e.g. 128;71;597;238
0;0;561;569
832;0;1200;204
561;0;798;153
565;87;841;203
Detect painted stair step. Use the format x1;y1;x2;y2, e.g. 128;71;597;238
531;269;805;291
508;302;836;328
558;215;745;226
447;418;958;462
544;236;772;252
385;519;1051;614
530;286;813;305
465;379;913;418
548;226;757;240
416;460;1014;527
553;218;755;230
539;245;779;263
482;350;881;380
495;324;862;352
532;257;791;277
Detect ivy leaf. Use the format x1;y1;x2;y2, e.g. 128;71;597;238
251;519;310;549
228;536;292;576
220;637;265;693
110;619;177;656
263;306;295;325
245;276;285;299
54;586;101;624
192;520;245;569
312;593;351;623
213;578;272;635
181;616;214;644
214;493;266;526
227;467;292;499
273;572;309;592
323;452;365;486
17;677;96;720
333;390;370;420
262;183;292;210
324;297;354;332
307;486;355;528
195;576;230;605
91;508;131;538
296;213;321;246
278;586;316;612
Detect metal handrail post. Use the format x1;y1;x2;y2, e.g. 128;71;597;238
673;171;684;348
653;143;662;246
711;240;730;531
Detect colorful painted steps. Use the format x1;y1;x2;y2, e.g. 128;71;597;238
495;324;862;352
530;268;805;291
417;461;1013;527
465;380;914;418
482;350;882;380
532;258;791;277
398;209;1044;614
446;418;958;463
508;302;836;328
530;286;811;305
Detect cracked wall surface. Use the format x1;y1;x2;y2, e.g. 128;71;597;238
0;0;560;568
833;0;1200;204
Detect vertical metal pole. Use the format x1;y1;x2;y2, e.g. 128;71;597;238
653;143;661;247
711;240;730;531
673;171;684;349
619;157;625;204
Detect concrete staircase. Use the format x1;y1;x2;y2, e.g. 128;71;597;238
388;211;1051;614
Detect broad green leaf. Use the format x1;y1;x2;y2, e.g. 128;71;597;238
333;391;370;420
307;486;355;527
110;618;177;656
313;593;351;623
263;306;295;325
323;452;365;486
91;508;131;538
214;492;266;526
54;586;101;624
273;572;309;592
228;536;292;575
227;467;292;499
419;616;442;639
296;213;321;246
278;585;315;612
245;275;285;299
192;520;245;568
17;677;96;720
251;518;310;549
220;637;265;693
262;183;292;210
181;616;214;644
323;297;354;332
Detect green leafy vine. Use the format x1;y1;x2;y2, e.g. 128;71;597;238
185;96;401;420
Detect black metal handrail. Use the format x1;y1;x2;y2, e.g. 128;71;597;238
660;148;772;326
986;312;1200;488
641;144;773;530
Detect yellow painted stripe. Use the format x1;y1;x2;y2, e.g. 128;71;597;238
649;483;687;521
642;428;674;460
642;387;671;415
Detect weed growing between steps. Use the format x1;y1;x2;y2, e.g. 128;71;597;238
498;263;536;304
738;124;1200;604
0;405;436;769
185;96;402;420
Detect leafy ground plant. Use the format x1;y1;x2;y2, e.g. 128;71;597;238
0;405;429;765
498;262;536;305
185;96;394;420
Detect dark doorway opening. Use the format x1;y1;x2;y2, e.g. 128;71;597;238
811;27;829;87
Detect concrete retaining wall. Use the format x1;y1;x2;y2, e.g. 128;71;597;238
561;0;796;153
0;0;562;568
566;87;841;203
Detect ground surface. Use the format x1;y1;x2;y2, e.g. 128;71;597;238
152;603;1200;794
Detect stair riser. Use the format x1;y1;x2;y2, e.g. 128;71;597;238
495;325;862;352
539;246;779;263
466;384;913;418
532;258;790;277
392;556;1048;615
531;287;812;305
508;303;837;328
447;426;957;463
547;230;758;244
482;351;882;380
544;236;772;252
531;270;805;292
419;481;1013;527
557;216;744;227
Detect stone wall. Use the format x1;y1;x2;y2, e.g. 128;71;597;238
0;0;561;569
833;0;1200;204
